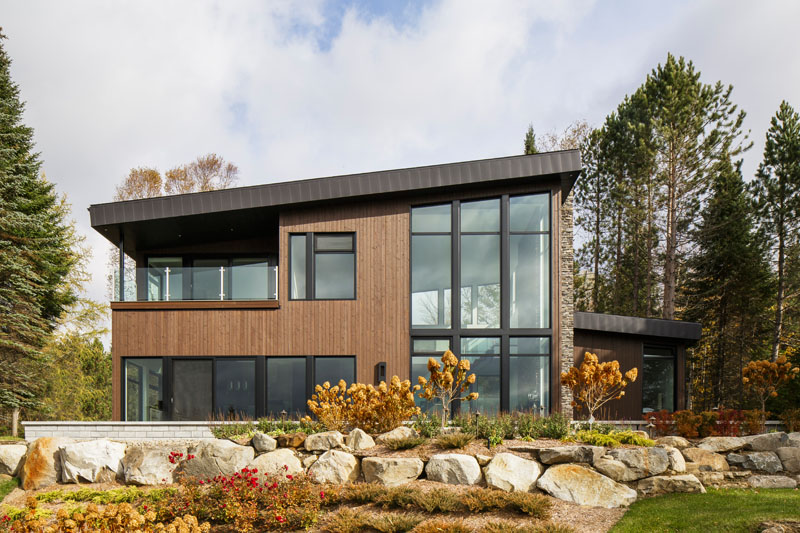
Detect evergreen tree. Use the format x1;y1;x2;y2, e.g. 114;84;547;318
683;156;772;409
0;30;77;434
751;101;800;361
523;124;538;154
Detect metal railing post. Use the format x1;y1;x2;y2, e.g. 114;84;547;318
219;266;226;300
165;267;171;301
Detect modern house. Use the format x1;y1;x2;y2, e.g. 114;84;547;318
89;150;700;422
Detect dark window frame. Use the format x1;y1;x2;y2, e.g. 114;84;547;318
642;344;678;413
289;232;357;301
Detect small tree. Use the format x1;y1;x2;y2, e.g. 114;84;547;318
560;352;638;427
417;350;478;429
742;355;799;432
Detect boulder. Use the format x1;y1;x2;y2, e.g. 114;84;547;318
249;448;303;476
697;436;746;453
122;446;186;485
776;448;800;473
788;432;800;446
252;433;277;454
277;433;306;448
302;455;318;469
661;446;686;473
0;445;27;476
308;450;359;484
20;437;72;490
475;454;492;467
594;448;669;481
536;464;637;508
59;439;127;484
180;440;254;479
305;431;344;452
483;453;542;492
346;429;375;451
681;448;729;471
637;474;706;496
362;457;424;486
631;430;651;440
748;475;798;489
538;446;604;465
425;454;482;485
376;426;419;444
745;433;789;452
655;436;691;449
695;471;725;487
728;452;783;474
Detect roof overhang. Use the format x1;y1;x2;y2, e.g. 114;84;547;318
90;150;582;248
574;311;702;344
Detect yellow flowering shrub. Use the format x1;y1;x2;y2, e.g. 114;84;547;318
560;352;637;425
306;376;421;433
742;355;799;431
417;350;478;429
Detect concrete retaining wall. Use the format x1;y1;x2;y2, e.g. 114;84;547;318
21;421;218;441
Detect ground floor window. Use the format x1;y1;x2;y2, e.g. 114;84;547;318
642;346;676;413
123;355;355;421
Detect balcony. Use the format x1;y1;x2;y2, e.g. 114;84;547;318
113;262;279;309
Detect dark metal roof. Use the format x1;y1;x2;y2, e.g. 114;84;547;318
89;150;581;230
574;311;702;343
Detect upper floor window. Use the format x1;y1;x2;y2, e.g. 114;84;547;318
509;194;550;328
290;233;356;300
411;204;452;328
461;199;500;328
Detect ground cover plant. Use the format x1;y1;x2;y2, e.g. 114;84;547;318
436;432;474;449
385;436;427;450
611;488;800;533
571;429;654;447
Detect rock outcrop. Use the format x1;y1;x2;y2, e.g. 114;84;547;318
483;453;542;492
637;474;705;496
308;450;359;484
536;464;637;508
362;457;423;486
59;439;127;483
425;454;482;485
122;446;185;485
20;437;72;490
305;431;344;452
0;445;27;476
249;448;303;476
180;440;254;478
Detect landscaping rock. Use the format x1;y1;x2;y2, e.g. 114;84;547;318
483;453;542;492
252;433;277;454
425;454;482;485
776;448;800;473
661;446;686;473
346;429;375;451
308;450;360;484
536;464;637;508
305;431;344;452
697;436;746;453
59;439;127;483
631;430;650;440
685;463;713;473
475;454;492;467
695;471;724;487
0;445;27;476
122;446;185;485
362;457;424;486
655;436;691;449
302;455;318;469
594;448;669;481
180;440;254;478
681;448;729;471
748;475;798;489
729;452;783;474
376;426;419;444
276;433;306;448
745;433;789;452
538;446;604;465
249;448;303;476
788;432;800;447
20;437;72;490
637;474;706;496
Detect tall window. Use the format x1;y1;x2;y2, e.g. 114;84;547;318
509;194;550;328
124;358;163;421
642;346;675;412
411;338;451;415
267;357;307;417
215;359;256;418
461;337;501;415
290;233;356;300
411;205;452;328
314;356;356;387
461;199;500;329
509;337;550;413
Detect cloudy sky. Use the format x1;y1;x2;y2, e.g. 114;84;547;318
3;0;800;340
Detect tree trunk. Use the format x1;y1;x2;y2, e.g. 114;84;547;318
772;212;785;362
592;181;601;312
663;148;678;320
11;407;19;438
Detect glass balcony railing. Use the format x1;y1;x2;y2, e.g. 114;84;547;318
114;264;278;302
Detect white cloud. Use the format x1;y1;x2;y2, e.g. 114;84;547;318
2;0;799;345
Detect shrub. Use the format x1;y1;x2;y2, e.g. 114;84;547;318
672;410;718;438
743;356;799;432
534;412;570;440
413;412;443;438
715;408;744;436
574;429;654;447
642;410;673;436
480;521;575;533
780;407;800;432
436;432;475;449
413;518;472;533
418;350;479;428
209;421;255;439
323;509;426;533
612;430;655;446
561;352;637;426
573;421;615;435
307;376;421;433
743;409;767;435
385;436;428;450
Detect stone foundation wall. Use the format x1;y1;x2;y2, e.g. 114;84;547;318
22;421;216;441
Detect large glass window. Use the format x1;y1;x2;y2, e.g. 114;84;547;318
290;233;356;300
509;194;550;328
215;359;256;419
461;199;500;329
290;235;307;299
125;358;164;421
411;338;451;415
411;205;452;328
172;359;213;421
461;337;501;415
642;346;675;412
509;337;550;413
267;357;307;417
314;356;355;388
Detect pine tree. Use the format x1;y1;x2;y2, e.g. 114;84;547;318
0;30;77;434
523;124;538;154
751;101;800;361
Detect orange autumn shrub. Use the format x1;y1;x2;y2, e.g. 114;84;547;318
561;352;637;424
417;350;478;429
742;355;799;431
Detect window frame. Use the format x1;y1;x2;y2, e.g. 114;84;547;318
642;344;678;413
289;232;357;301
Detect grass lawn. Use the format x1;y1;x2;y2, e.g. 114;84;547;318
0;477;19;503
611;488;800;533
